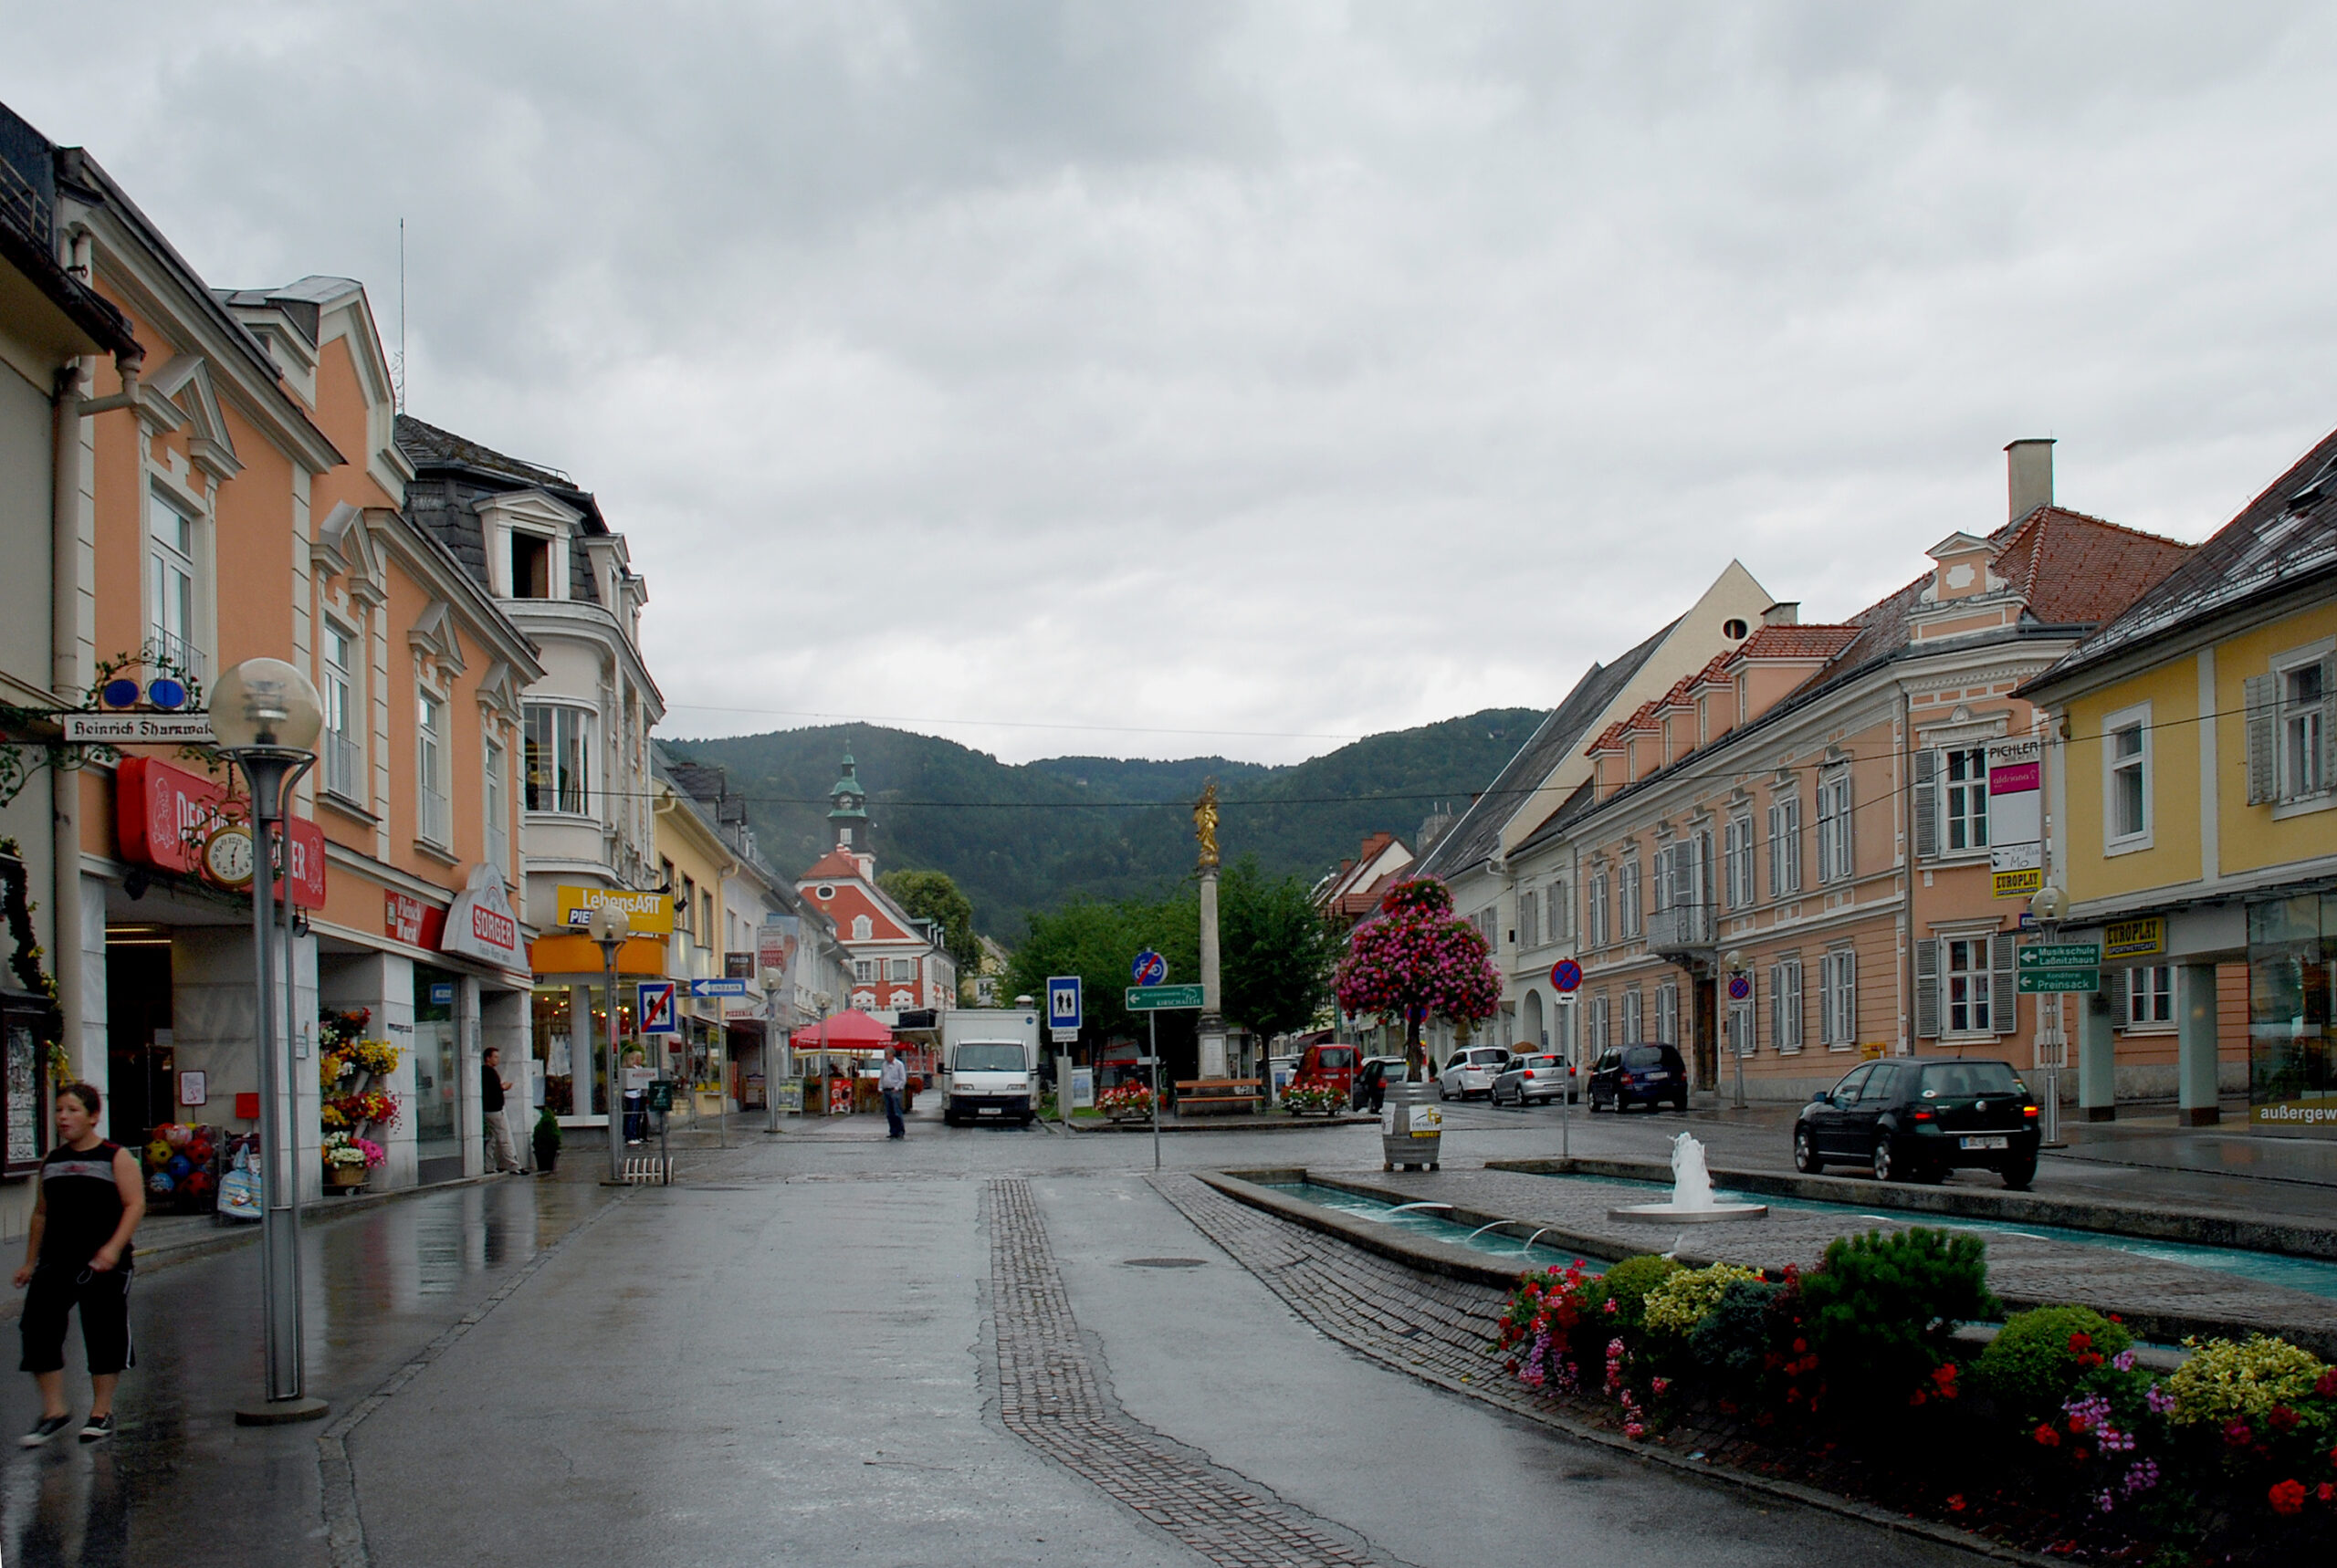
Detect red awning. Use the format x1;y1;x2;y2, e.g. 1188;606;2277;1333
791;1010;896;1049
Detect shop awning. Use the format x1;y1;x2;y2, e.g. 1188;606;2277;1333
791;1010;895;1049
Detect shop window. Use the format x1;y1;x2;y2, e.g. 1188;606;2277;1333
2127;964;2175;1029
534;987;575;1117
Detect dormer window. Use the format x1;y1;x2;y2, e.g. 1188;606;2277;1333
510;532;551;598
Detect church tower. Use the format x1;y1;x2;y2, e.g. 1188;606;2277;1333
827;754;870;856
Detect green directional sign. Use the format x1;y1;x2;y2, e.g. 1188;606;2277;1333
1125;984;1205;1011
2018;969;2099;994
2018;943;2102;969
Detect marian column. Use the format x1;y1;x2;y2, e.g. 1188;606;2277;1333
1194;781;1227;1080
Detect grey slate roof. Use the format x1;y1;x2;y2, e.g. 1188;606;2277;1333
2030;425;2337;689
395;413;607;605
1412;618;1676;880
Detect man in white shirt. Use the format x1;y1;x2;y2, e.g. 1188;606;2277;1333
879;1050;908;1140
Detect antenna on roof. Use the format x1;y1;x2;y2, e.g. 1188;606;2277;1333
393;217;406;413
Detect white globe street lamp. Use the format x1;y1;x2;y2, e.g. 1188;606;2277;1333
215;659;329;1425
587;904;632;1185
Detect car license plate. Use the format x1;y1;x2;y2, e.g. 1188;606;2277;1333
1645;1071;1668;1081
1959;1134;2007;1150
979;1107;1001;1116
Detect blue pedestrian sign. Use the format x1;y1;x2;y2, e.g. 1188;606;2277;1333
1549;958;1582;994
637;979;679;1035
1132;949;1168;987
1046;975;1083;1033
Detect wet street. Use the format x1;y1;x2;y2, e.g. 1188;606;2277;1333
0;1099;2324;1567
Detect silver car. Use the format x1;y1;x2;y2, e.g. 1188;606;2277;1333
1437;1046;1511;1101
1491;1052;1576;1106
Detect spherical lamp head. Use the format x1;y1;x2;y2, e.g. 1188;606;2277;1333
2028;886;2069;925
212;658;324;752
587;904;632;946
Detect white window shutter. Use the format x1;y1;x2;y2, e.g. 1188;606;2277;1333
1914;937;1939;1038
2322;654;2337;790
2245;673;2278;804
1913;749;1938;860
1767;967;1781;1053
1839;778;1854;878
1991;932;2017;1031
1766;804;1782;898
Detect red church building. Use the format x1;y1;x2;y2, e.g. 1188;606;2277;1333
796;756;957;1017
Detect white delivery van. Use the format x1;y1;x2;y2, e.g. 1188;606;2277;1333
940;1009;1043;1127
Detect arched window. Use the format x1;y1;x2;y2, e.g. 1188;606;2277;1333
852;915;872;941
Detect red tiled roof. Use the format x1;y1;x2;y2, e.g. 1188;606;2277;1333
1685;652;1735;690
1993;507;2194;629
800;849;862;881
1587;722;1627;752
1729;623;1860;663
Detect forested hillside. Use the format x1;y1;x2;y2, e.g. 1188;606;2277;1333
666;708;1538;938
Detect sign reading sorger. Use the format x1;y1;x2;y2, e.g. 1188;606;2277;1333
440;863;522;967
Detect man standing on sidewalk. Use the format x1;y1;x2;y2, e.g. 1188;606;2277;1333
880;1049;907;1139
15;1083;144;1446
482;1047;522;1174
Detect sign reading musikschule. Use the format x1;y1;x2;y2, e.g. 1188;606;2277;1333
117;756;326;906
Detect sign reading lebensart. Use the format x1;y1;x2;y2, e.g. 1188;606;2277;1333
554;884;675;936
1986;737;2045;899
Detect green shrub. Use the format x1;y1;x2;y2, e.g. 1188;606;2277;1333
1643;1261;1766;1336
2164;1334;2328;1427
532;1107;562;1148
1797;1228;1996;1413
1970;1305;2132;1416
1580;1254;1682;1331
1689;1278;1781;1384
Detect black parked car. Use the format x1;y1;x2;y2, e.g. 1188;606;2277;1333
1794;1056;2041;1187
1349;1056;1408;1113
1586;1042;1689;1113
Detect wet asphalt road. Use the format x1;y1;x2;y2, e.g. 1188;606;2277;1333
0;1097;2317;1566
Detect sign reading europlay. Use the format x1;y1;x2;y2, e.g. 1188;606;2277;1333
554;884;674;936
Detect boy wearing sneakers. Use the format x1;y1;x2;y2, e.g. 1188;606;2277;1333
14;1082;144;1445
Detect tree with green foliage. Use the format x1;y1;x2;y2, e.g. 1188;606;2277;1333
1003;894;1197;1044
879;868;981;974
1219;857;1338;1041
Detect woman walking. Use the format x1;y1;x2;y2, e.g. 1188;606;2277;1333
13;1082;144;1445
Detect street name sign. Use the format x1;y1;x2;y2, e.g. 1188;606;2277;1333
689;977;749;998
62;711;215;745
1125;984;1204;1011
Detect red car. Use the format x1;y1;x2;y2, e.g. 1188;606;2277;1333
1295;1042;1360;1100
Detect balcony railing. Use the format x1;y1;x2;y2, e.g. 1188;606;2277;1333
148;630;205;684
1645;902;1712;955
322;729;362;800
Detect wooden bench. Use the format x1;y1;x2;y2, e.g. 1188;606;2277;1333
1175;1079;1262;1115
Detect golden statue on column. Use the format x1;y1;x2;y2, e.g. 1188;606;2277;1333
1193;779;1220;870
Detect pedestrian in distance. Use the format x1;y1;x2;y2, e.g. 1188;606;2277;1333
481;1047;523;1174
622;1045;646;1146
14;1082;144;1446
880;1048;907;1139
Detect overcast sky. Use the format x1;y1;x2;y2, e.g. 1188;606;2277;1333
14;4;2337;765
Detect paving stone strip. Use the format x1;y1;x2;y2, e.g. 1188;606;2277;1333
1149;1173;2056;1568
984;1177;1399;1568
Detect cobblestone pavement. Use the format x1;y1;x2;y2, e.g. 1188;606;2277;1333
987;1177;1392;1568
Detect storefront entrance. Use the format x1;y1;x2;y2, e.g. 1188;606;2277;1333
104;933;174;1145
413;965;462;1183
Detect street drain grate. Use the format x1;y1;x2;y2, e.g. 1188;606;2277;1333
1123;1257;1209;1269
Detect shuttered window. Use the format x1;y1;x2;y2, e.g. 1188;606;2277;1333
1723;815;1751;908
1519;889;1538;949
1819;947;1857;1047
2126;964;2175;1027
1768;956;1803;1052
1655;982;1679;1046
1766;795;1801;897
1619;860;1640;938
1816;769;1853;883
1588;873;1609;947
1621;988;1642;1042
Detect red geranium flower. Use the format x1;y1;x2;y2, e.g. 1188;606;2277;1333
2268;1479;2306;1517
2034;1425;2060;1448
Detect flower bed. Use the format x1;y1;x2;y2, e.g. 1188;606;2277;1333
1281;1083;1344;1116
1493;1228;2337;1560
1097;1082;1155;1120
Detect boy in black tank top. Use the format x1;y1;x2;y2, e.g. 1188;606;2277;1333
13;1082;145;1446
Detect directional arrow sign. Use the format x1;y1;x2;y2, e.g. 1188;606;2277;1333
1125;984;1205;1011
2018;969;2100;994
2018;943;2102;969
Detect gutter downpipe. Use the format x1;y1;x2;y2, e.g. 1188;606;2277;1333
50;342;138;1082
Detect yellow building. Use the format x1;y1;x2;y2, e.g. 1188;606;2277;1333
652;758;739;1117
2021;430;2337;1134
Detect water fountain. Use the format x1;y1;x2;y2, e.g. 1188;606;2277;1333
1608;1132;1768;1223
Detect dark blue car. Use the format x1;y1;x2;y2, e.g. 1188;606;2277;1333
1587;1042;1689;1113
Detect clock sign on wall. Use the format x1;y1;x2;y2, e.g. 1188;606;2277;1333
201;821;257;890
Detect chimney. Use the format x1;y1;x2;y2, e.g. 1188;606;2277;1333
2006;438;2055;522
1762;601;1799;626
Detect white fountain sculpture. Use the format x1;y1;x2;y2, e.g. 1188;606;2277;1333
1609;1131;1768;1224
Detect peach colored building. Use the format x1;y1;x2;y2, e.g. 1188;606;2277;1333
1545;444;2194;1103
23;113;543;1201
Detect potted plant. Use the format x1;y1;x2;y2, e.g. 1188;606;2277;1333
1283;1082;1343;1116
320;1131;384;1191
532;1107;562;1174
1097;1082;1156;1122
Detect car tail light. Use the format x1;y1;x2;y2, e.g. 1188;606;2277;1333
2024;1104;2039;1118
1912;1109;1933;1122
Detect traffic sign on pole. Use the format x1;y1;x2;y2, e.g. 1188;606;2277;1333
1549;958;1582;994
637;979;678;1035
1046;975;1083;1032
1125;984;1205;1011
1132;949;1168;987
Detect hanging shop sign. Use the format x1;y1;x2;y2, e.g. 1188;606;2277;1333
383;890;446;950
1986;737;2045;899
553;884;674;936
117;757;324;906
440;862;523;967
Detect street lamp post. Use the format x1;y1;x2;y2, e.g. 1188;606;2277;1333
588;904;632;1185
1724;948;1746;1111
2029;885;2070;1147
216;659;330;1427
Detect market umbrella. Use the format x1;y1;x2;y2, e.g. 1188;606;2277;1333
791;1010;895;1050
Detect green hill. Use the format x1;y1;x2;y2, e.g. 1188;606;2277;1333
665;708;1537;940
